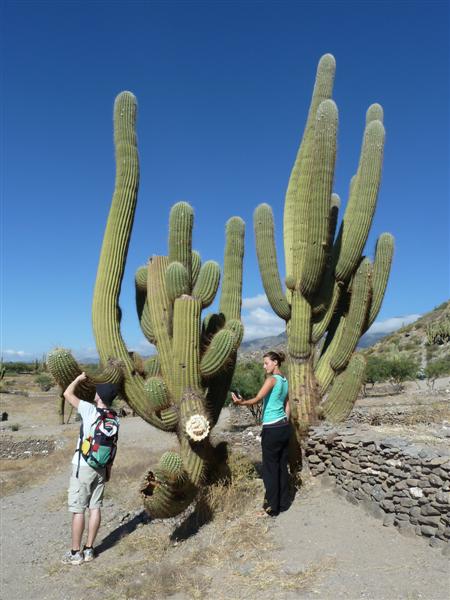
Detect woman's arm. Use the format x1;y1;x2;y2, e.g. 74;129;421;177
63;372;87;409
284;395;290;419
232;377;276;407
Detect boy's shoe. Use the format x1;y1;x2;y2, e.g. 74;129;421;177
62;550;84;565
83;547;95;562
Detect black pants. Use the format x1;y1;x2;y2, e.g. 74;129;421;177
261;423;291;515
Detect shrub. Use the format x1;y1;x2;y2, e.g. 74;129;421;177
229;360;265;403
365;356;391;386
35;373;54;391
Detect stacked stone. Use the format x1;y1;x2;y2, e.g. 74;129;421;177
306;425;450;552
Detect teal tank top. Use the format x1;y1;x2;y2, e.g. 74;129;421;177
262;374;289;424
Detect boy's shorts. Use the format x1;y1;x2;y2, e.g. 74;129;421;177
68;464;106;513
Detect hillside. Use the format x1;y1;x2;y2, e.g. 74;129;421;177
363;300;450;367
239;299;450;364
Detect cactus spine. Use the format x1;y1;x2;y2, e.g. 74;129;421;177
48;93;245;518
254;55;394;444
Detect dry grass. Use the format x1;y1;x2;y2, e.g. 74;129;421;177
90;452;332;599
0;433;74;497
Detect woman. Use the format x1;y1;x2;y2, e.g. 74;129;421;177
231;351;290;516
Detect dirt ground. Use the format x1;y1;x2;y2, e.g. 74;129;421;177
1;376;449;600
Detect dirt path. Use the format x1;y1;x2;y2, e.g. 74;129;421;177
1;407;449;599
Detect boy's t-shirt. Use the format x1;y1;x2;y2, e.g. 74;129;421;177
71;400;99;467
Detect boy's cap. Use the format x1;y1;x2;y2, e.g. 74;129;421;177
95;383;119;405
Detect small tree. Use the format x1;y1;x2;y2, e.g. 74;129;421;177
385;356;419;393
424;356;450;389
230;360;266;423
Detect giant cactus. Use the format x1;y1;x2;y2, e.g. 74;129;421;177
48;92;245;517
254;55;394;449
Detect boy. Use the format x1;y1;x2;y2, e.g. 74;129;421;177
62;372;119;565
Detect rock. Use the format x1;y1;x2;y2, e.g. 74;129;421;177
435;492;450;505
405;478;421;487
429;474;444;487
399;498;416;508
421;525;439;537
418;515;443;527
371;485;385;502
394;512;409;521
308;455;322;464
420;505;442;517
409;487;423;499
331;457;343;469
311;463;326;475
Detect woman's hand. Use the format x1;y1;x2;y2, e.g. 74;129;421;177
231;392;244;405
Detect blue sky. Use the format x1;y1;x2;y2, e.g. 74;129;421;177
2;0;449;360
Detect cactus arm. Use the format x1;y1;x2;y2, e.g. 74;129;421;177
329;258;372;372
219;217;245;321
47;348;96;401
172;296;202;401
135;265;147;320
284;54;336;279
147;256;174;392
312;193;341;319
225;319;244;349
288;293;312;359
366;233;394;329
168;202;193;285
366;103;384;125
315;316;345;393
193;261;221;308
254;203;291;320
166;262;190;302
191;250;201;286
335;120;385;282
88;93;171;428
143;354;160;377
143;376;172;411
200;329;235;378
300;100;338;297
321;354;366;422
311;281;342;343
92;92;139;367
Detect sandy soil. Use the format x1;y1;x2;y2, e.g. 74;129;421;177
1;379;449;599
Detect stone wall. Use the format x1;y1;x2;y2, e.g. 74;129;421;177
305;425;450;552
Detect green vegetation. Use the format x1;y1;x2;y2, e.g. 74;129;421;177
386;356;419;392
34;373;54;391
424;356;450;389
2;362;36;374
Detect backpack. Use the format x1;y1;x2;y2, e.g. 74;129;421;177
77;408;119;475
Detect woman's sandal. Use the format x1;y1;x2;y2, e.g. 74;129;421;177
257;508;279;518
